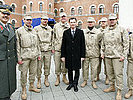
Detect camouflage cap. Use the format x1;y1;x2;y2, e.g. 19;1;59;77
87;17;96;22
108;13;117;20
59;12;67;17
24;15;32;20
41;15;49;19
100;17;107;22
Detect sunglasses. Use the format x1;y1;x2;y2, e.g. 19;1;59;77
1;11;10;15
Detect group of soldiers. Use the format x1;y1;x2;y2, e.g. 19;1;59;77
15;11;132;100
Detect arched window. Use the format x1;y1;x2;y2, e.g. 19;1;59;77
91;6;95;14
24;6;26;14
39;2;43;11
54;9;57;16
12;20;15;27
113;4;119;14
11;4;15;13
78;7;82;15
49;4;52;12
99;5;104;14
60;9;64;13
30;3;32;11
0;1;3;5
71;8;75;15
77;21;82;29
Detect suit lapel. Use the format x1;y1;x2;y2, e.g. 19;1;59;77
73;28;78;39
0;23;9;37
68;28;73;39
8;24;15;41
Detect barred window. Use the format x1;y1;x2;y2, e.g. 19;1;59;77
113;4;119;14
91;6;95;14
78;7;82;15
71;8;75;15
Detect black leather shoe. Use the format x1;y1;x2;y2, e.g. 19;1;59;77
66;84;73;90
73;85;78;92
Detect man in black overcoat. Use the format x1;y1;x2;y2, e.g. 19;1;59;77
61;17;85;92
0;5;17;100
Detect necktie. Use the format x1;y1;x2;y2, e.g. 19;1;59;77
72;30;75;37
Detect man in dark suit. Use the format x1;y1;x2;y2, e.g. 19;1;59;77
0;5;17;100
61;17;85;92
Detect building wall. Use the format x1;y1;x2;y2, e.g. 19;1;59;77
1;0;119;28
54;0;119;29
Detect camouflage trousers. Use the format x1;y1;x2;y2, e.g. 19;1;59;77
105;58;123;90
82;57;99;81
97;57;107;76
127;58;133;89
19;58;37;87
37;51;52;79
54;51;67;75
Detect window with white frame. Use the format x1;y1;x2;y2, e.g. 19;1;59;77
12;20;15;27
49;4;52;12
39;2;43;11
113;4;119;14
30;3;32;11
60;9;64;13
24;6;26;14
99;5;104;14
91;6;95;14
0;1;3;5
11;4;15;13
54;9;57;16
77;21;82;29
78;7;82;15
71;8;75;15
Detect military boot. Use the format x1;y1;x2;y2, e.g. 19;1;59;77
92;81;98;89
81;80;87;88
103;85;115;92
116;89;122;100
105;76;109;85
124;89;132;99
37;78;41;89
29;82;41;93
62;74;69;85
44;75;50;87
21;86;27;100
55;75;60;86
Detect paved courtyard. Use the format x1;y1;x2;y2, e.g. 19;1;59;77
11;56;133;100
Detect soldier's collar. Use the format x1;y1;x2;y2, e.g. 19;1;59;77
60;22;69;28
41;24;48;29
109;24;117;30
24;24;33;31
86;27;95;34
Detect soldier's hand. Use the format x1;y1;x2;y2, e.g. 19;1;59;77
81;58;85;61
101;55;104;59
18;61;23;65
52;50;55;53
119;56;124;62
38;57;41;61
61;57;65;62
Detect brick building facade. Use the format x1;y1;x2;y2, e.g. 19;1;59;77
0;0;119;29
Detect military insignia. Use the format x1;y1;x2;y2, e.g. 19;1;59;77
0;25;3;32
